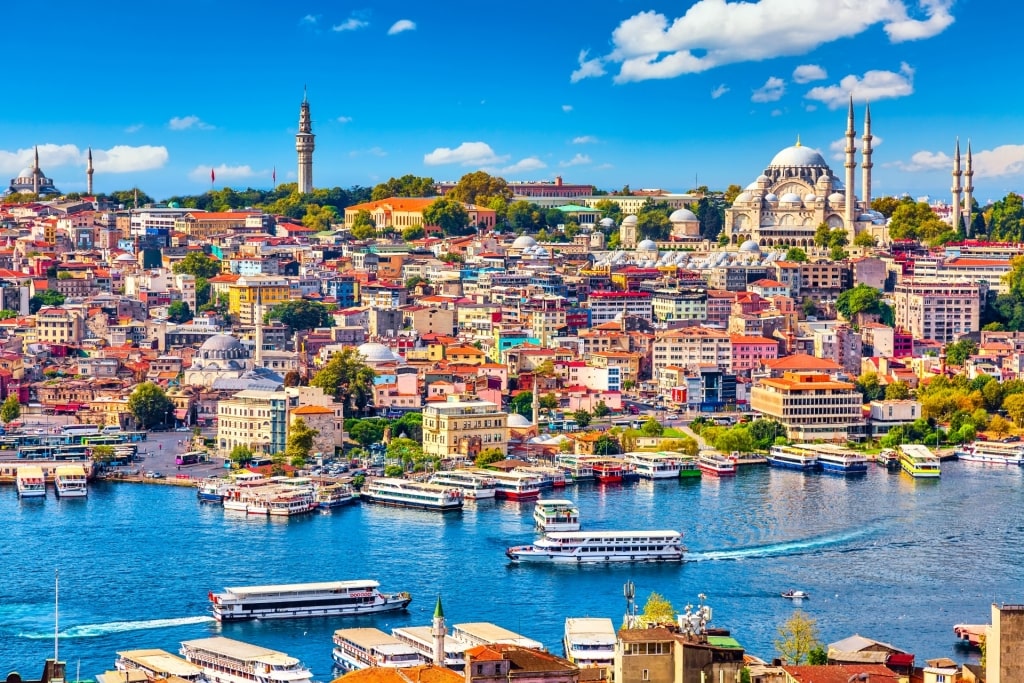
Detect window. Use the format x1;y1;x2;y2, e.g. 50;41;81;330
642;670;649;681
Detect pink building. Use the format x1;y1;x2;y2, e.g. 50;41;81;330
729;334;779;372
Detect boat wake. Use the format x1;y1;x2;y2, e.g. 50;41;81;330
19;615;214;639
687;528;871;562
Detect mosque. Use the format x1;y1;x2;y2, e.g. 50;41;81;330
723;100;888;249
3;146;61;197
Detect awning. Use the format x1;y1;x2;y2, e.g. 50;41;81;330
174;409;187;420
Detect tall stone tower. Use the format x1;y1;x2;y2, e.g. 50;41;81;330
32;146;40;195
843;97;857;240
964;141;974;236
86;147;94;196
296;88;315;194
861;104;873;209
951;139;963;234
432;595;446;666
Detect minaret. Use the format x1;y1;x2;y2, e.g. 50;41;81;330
296;88;315;194
843;97;857;238
254;290;264;368
861;104;873;209
431;595;446;666
951;139;963;234
86;147;94;196
531;374;540;427
964;140;974;236
32;146;40;195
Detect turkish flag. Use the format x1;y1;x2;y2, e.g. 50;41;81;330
211;168;216;183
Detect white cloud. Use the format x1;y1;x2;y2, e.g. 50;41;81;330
388;19;416;35
497;157;547;175
710;84;729;99
829;135;885;161
333;17;368;32
0;144;168;175
805;62;915;109
423;142;506;167
169;115;214;131
188;164;260;183
573;136;599;144
751;76;785;103
892;144;1024;178
125;123;144;134
792;64;827;84
349;147;388;158
570;49;606;83
337;116;353;124
573;1;954;84
562;104;573;112
771;109;783;117
300;14;318;25
804;104;817;112
560;154;592;168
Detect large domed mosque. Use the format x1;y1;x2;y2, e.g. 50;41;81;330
723;99;888;249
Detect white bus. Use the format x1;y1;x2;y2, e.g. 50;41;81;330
61;424;101;437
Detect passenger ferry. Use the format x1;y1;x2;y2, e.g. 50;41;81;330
429;470;497;499
332;628;423;672
534;499;581;532
54;465;88;497
592;459;624;483
481;469;542;500
956;441;1024;465
563;617;616;669
16;465;46;498
450;622;544;650
267;488;317;516
697;452;737;477
876;449;901;470
515;465;567;488
555;455;594;482
179;636;313;683
506;530;684;564
624;452;682;479
197;478;231;503
898;444;941;479
362;478;464;511
317;482;357;508
678;455;701;479
210;580;412;621
392;625;469;671
802;444;868;475
767;445;820;471
115;649;205;682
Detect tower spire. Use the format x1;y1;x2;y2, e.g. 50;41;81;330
33;145;40;195
843;96;857;241
86;147;94;196
964;139;974;236
254;288;264;367
952;138;963;234
432;595;446;666
296;89;315;194
861;103;873;210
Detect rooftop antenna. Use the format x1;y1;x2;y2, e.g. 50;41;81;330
623;580;636;627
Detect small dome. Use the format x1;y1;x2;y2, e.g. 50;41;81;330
756;174;770;182
769;145;829;168
637;239;658;251
739;239;761;253
357;342;399;363
669;208;698;222
745;181;762;191
201;334;245;353
599;217;615;227
764;193;778;203
621;215;638;225
511;235;537;249
115;253;136;262
17;168;34;179
779;192;802;204
803;193;818;202
858;213;875;221
735;192;753;203
507;413;533;428
828;192;845;203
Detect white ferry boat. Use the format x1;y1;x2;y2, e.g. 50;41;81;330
115;648;205;682
392;625;469;671
767;445;820;472
798;444;868;475
16;465;46;498
898;444;941;479
956;441;1024;465
480;469;542;500
534;499;581;532
429;470;497;499
210;580;411;621
506;530;684;564
362;478;464;511
624;452;682;479
332;628;423;672
450;622;544;650
555;455;594;482
197;478;231;503
54;465;88;497
317;482;357;508
267;488;317;516
180;636;313;683
514;465;567;488
697;452;737;477
563;617;616;669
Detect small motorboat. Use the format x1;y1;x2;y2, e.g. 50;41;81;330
781;590;809;600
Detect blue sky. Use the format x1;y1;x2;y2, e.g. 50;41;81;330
3;0;1020;203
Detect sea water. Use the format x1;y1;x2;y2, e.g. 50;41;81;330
2;462;1019;677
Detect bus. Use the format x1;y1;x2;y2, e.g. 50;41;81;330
82;435;126;446
175;451;204;466
60;425;100;437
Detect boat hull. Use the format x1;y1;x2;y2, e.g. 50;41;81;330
215;595;411;622
318;497;357;508
17;487;46;498
766;457;818;471
495;489;540;501
55;487;87;498
698;466;736;477
506;550;682;564
819;461;869;475
362;496;463;512
635;470;681;480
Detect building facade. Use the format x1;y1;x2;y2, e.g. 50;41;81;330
422;396;509;460
892;279;981;343
750;372;864;442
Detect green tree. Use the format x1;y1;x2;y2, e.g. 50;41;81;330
636;199;672;240
775;611;822;665
988;192;1024;242
0;395;21;424
855;372;884;402
29;290;65;314
884;381;911;400
127;382;175;429
593;402;610;418
405;275;428;291
167;301;192;323
988;414;1013;437
172;252;221;279
310;348;376;412
801;297;817;318
229;444;253;465
447;171;512;205
639;592;675;626
813;223;832;248
384;464;405;477
350;209;376;239
348;419;388;447
944;339;978;366
540;393;559;412
267;299;333;331
807;646;828;665
386;437;424;470
423;197;470;235
836;283;884;320
371;175;436;201
712;425;756;453
91;444;116;464
510;392;534;417
724;184;743;204
573;409;592;429
475;448;506;467
748;419;784;450
401;225;425;241
1003;393;1024;426
0;309;18;320
870;196;902;218
641;418;664;437
283;371;302;387
594;433;621;456
888;200;953;243
285;417;319;466
784;247;808;262
301;203;338;232
853;231;877;248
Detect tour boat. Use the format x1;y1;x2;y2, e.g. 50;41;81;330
362;477;464;511
506;530;685;564
317;482;357;508
429;470;497;499
956;441;1024;465
767;445;820;472
16;465;46;498
210;579;411;621
534;499;581;532
115;649;205;682
793;444;869;475
563;617;616;669
267;489;317;516
697;452;737;477
555;455;594;482
515;465;567;488
898;444;941;479
678;456;701;479
876;449;901;470
449;622;544;649
332;628;423;672
781;590;809;600
180;637;313;683
391;625;469;671
592;460;624;483
624;452;683;479
482;469;542;500
196;478;231;503
54;465;88;497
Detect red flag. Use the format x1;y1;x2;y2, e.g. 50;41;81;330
211;168;216;183
272;167;276;184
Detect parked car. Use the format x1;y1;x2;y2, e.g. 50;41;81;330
666;414;680;420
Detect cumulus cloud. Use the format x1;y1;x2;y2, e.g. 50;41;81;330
497;157;547;175
805;62;915;109
572;136;599;144
300;14;318;25
829;135;885;161
333;17;368;32
337;116;353;124
0;144;168;175
169;115;214;131
188;164;261;182
388;19;416;35
792;64;827;84
571;0;954;83
892;144;1024;178
710;84;729;99
423;142;506;167
125;124;144;134
562;104;573;112
751;76;785;103
560;154;592;168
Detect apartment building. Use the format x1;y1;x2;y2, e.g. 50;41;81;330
729;335;778;373
588;291;653;324
422;396;509;460
651;289;708;322
216;389;290;455
652;326;732;377
892;279;981;343
228;276;291;325
750;372;864;442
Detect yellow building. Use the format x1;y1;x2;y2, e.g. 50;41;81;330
589;351;641;385
216;389;289;455
34;307;82;345
422;395;508;460
750;371;864;442
173;211;253;240
228;276;291;325
446;345;486;366
343;197;436;230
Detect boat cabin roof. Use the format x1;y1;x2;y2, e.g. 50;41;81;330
536;499;576;507
221;579;379;595
181;637;298;665
117;649;204;678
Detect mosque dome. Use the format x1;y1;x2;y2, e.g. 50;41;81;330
507;413;533;428
769;145;829;168
735;192;753;203
745;181;762;191
511;235;537;249
599;217;615;227
739;239;761;253
804;193;818;203
669;208;698;222
357;342;399;363
621;215;638;225
764;193;779;203
828;192;845;203
198;334;248;361
779;192;802;204
115;253;136;262
16;168;33;179
637;239;658;251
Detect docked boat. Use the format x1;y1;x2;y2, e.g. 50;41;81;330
210;579;411;621
332;628;423;672
678;456;701;479
515;465;567;488
16;465;46;498
898;444;941;479
482;469;542;500
697;452;737;477
876;449;901;470
624;452;682;479
54;465;88;497
362;477;464;511
794;444;868;475
115;649;205;682
563;617;616;669
534;499;581;532
506;530;684;564
956;441;1024;465
180;636;313;683
268;488;317;516
767;445;819;472
392;625;470;671
781;590;809;600
555;455;594;482
592;459;624;483
196;477;231;503
317;481;357;508
429;470;497;499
